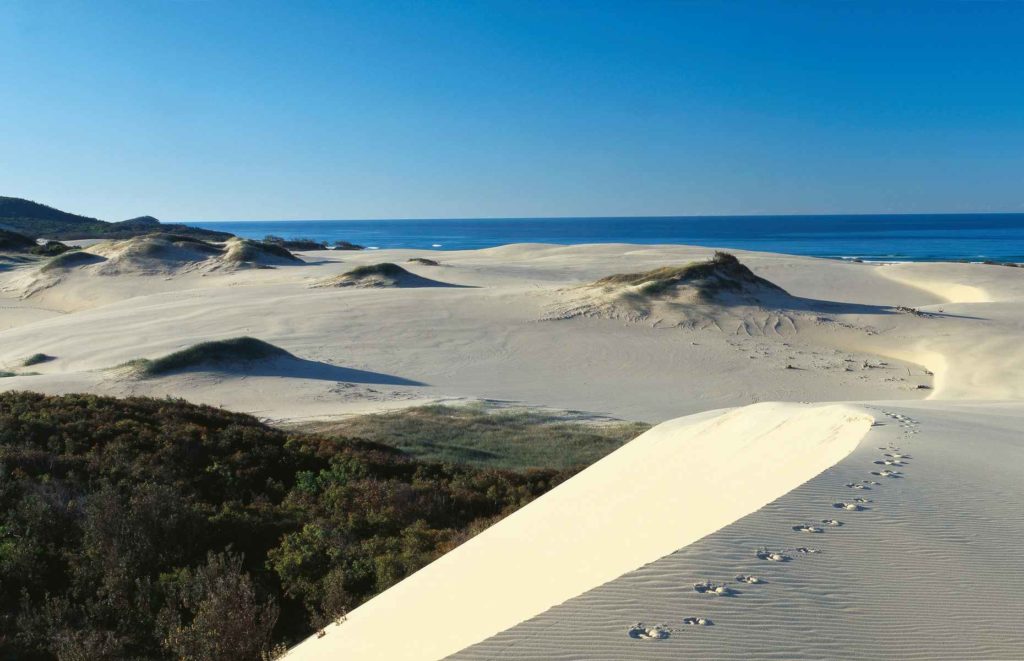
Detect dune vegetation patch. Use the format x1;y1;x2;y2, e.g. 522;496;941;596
39;250;107;272
0;229;38;252
22;353;54;367
221;237;301;267
592;251;786;301
125;337;292;377
549;252;794;329
42;234;304;277
313;262;458;288
407;257;441;266
296;403;650;470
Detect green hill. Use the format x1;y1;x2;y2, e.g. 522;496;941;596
0;196;233;241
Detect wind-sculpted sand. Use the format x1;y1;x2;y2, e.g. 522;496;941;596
3;241;1024;659
0;244;940;421
453;403;1024;660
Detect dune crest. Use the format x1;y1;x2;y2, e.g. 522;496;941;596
285;402;872;661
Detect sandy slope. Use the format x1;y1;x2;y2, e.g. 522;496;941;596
455;401;1024;660
286;403;872;661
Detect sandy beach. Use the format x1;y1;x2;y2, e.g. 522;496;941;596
2;240;1022;659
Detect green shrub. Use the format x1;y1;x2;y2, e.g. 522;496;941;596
0;392;573;657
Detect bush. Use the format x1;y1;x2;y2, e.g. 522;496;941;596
0;392;574;658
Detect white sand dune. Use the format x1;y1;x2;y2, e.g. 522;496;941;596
286;402;872;661
3;242;1023;659
454;401;1024;660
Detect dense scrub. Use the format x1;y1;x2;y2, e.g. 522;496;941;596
0;392;572;659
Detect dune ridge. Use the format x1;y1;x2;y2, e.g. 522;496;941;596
285;403;872;661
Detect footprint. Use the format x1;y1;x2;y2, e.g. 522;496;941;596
792;524;824;533
693;581;734;596
628;623;671;640
845;482;871;490
681;617;713;626
833;502;866;511
756;548;790;562
871;470;903;478
794;547;822;554
735;574;764;584
874;459;906;466
821;519;843;527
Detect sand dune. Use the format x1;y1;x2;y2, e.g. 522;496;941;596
455;402;1024;660
0;245;939;420
312;262;460;288
285;402;872;661
2;242;1022;658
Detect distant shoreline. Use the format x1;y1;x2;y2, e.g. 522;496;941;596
187;214;1024;262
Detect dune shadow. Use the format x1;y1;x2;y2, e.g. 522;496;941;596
171;356;426;386
714;292;986;320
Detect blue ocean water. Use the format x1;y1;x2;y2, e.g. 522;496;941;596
189;214;1024;262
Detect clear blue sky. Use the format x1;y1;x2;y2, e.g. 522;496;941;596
2;1;1022;221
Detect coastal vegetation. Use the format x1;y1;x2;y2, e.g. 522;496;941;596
0;392;573;659
593;251;786;299
125;337;291;377
299;403;649;470
0;196;231;242
40;251;106;272
315;262;456;288
22;353;54;367
263;236;364;251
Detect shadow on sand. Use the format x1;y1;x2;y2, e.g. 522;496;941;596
169;356;426;386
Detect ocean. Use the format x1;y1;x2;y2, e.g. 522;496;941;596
190;214;1024;262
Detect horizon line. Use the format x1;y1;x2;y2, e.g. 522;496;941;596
181;209;1024;224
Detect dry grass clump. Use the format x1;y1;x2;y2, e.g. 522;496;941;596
407;257;441;266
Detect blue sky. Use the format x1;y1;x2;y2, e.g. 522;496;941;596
2;1;1022;221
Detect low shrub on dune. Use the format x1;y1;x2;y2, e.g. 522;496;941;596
127;336;292;377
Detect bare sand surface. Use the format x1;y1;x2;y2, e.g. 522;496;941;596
454;401;1024;660
3;241;1023;659
1;244;941;422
